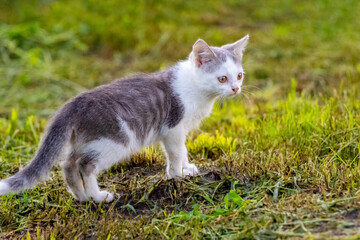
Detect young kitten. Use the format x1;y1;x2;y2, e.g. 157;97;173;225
0;35;249;203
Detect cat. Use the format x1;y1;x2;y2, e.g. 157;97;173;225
0;35;249;203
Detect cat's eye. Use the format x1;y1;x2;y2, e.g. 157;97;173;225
237;72;243;80
217;76;228;83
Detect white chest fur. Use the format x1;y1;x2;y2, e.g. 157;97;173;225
172;61;217;133
181;99;215;132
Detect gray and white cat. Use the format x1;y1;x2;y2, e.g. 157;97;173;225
0;35;249;203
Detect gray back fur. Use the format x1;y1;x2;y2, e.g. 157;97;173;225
67;67;184;145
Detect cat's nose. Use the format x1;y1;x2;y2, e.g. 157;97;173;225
232;87;239;93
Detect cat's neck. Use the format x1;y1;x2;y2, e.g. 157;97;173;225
173;60;218;105
172;60;218;130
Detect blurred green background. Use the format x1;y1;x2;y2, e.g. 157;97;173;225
1;0;359;118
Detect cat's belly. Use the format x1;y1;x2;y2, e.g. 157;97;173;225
80;118;162;171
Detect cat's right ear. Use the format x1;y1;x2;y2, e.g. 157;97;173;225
192;39;217;68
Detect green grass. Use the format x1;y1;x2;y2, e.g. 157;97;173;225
1;0;360;239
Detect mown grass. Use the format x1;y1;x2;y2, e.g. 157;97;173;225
1;0;360;239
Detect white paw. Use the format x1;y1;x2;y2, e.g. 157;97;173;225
167;169;182;179
93;191;114;203
182;163;199;176
167;164;199;179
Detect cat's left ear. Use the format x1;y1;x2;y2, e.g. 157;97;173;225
222;34;249;60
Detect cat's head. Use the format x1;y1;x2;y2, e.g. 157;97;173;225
189;35;249;98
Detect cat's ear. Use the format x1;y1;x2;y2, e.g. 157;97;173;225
192;39;217;68
222;34;249;60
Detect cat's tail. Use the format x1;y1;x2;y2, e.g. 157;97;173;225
0;113;70;195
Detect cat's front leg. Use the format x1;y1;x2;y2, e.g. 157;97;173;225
161;127;199;179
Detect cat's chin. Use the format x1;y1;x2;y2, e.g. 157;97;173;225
226;93;238;98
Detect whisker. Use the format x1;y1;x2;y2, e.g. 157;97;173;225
241;89;257;97
242;84;261;90
241;91;256;105
241;87;262;97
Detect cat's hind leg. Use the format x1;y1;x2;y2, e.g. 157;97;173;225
61;153;88;202
79;137;137;203
78;152;114;203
